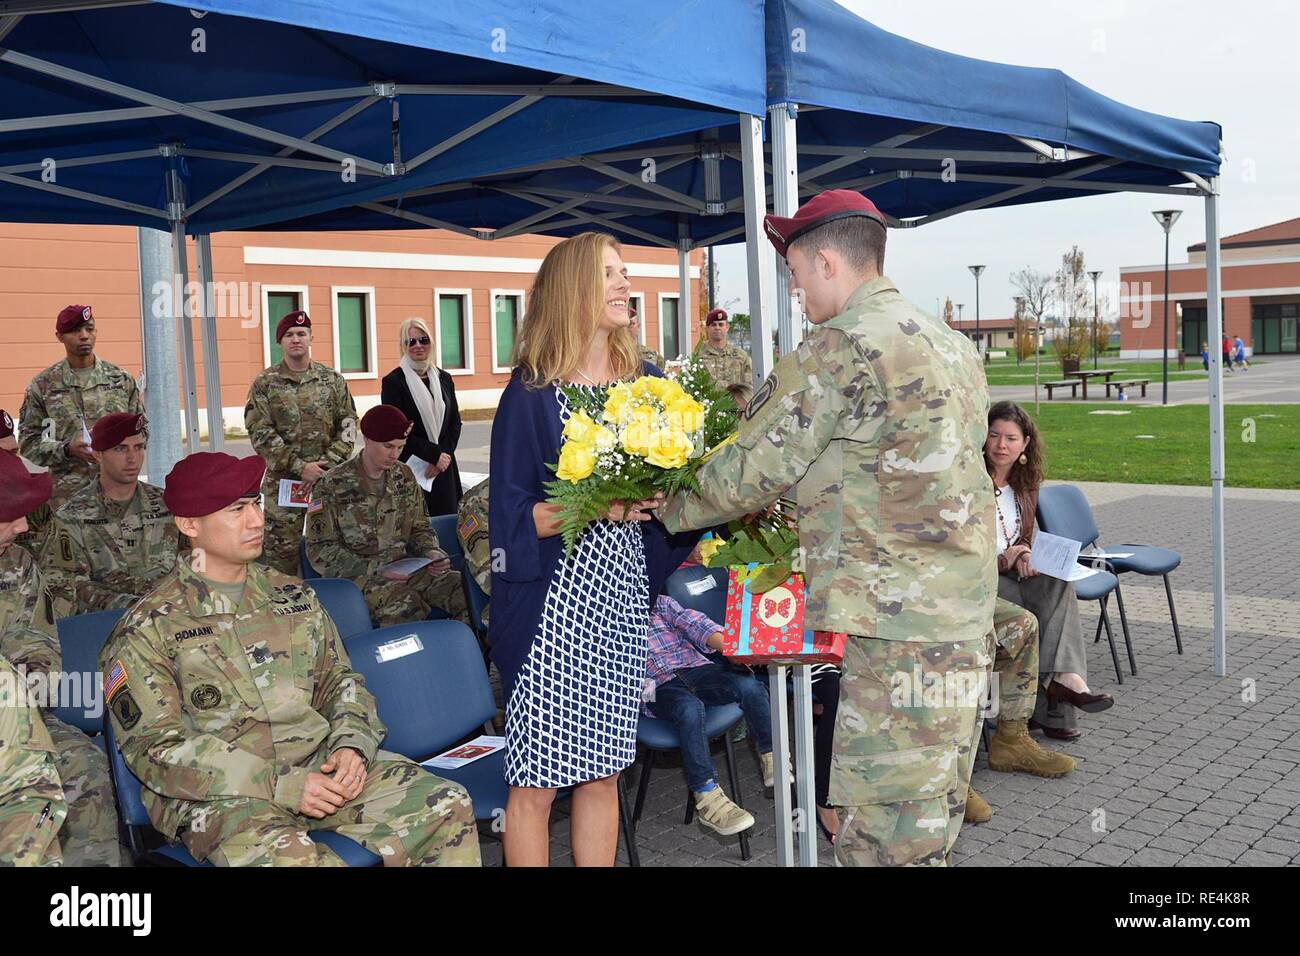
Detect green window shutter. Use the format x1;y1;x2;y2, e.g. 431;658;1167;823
662;298;679;359
265;291;299;366
494;295;519;367
440;295;466;369
336;293;368;373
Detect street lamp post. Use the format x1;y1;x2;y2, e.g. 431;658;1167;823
1152;210;1183;405
1034;322;1045;415
956;303;965;343
969;265;986;362
1088;269;1102;369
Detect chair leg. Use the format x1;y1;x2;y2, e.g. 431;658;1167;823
1164;574;1184;654
1099;598;1123;685
632;749;655;826
722;729;752;862
683;788;695;825
1113;580;1138;676
617;772;640;869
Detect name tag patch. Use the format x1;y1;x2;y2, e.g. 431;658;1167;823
376;635;423;663
174;626;215;643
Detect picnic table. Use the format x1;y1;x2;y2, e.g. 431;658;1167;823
1066;369;1118;399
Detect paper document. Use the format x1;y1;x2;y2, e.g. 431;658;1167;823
80;418;93;445
378;556;433;577
1088;551;1134;560
1029;531;1087;581
277;479;312;508
1064;563;1101;582
423;736;505;770
405;455;435;492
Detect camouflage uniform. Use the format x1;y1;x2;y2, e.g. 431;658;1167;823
639;343;666;369
0;543;120;866
306;456;468;628
662;275;997;867
19;358;144;507
40;479;183;615
992;597;1038;722
98;560;480;866
457;478;491;627
244;361;357;576
696;341;754;390
0;652;68;866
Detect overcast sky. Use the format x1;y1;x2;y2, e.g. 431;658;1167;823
713;0;1299;324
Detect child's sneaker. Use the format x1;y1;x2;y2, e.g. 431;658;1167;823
694;787;755;836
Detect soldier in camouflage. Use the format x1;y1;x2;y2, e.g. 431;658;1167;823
695;308;753;390
629;309;665;369
1;409;54;555
18;305;145;508
244;311;358;576
0;451;120;866
662;190;998;866
99;451;480;866
457;477;491;628
307;405;468;628
41;413;184;615
0;651;67;866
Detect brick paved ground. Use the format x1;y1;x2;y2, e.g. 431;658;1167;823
479;479;1300;867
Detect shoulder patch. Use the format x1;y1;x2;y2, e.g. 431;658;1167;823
104;660;128;702
744;372;777;421
111;690;142;730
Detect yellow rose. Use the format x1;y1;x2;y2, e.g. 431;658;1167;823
621;405;659;457
555;440;597;483
644;428;692;469
697;537;723;564
665;394;705;433
563;409;601;445
604;383;633;422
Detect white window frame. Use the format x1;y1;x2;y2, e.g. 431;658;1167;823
260;284;311;369
489;288;526;374
434;288;476;375
628;293;646;345
330;286;378;380
658;292;681;358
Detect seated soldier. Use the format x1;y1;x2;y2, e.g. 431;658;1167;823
307;405;468;628
0;651;67;866
0;451;119;865
98;451;481;866
41;412;183;614
2;409;53;554
456;477;491;630
644;592;776;837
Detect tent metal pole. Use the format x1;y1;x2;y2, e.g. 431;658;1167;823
0;16;22;44
696;224;746;248
357;203;490;238
175;149;386;176
769;103;802;355
166;170;201;454
739;113;776;388
905;168;1200;197
677;229;692;356
402;92;547;171
0;148;158;174
1204;179;1227;676
137;227;183;486
194;234;224;452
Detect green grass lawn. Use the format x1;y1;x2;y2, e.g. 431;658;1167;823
983;355;1211;386
1026;403;1298;489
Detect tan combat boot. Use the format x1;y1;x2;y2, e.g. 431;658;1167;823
694;786;756;836
988;719;1076;778
964;785;993;823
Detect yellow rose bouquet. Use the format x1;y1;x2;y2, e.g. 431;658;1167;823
545;358;740;556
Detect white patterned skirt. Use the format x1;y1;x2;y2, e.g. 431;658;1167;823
504;519;650;789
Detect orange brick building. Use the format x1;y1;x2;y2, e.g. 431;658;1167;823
0;224;703;432
1119;217;1300;359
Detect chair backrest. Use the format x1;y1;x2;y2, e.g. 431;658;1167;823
462;564;489;638
665;565;730;627
104;715;152;828
345;620;494;760
299;537;320;579
1035;485;1101;549
53;607;127;734
429;514;463;570
307;578;372;640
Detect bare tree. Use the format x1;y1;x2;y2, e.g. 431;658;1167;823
942;296;954;326
1053;246;1091;370
1011;267;1052;411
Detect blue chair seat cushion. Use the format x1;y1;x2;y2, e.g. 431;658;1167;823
1073;569;1119;602
636;702;743;751
1104;545;1181;575
429;752;508;821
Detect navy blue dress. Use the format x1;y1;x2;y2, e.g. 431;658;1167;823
488;365;699;788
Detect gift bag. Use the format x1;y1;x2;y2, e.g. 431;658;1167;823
721;563;846;665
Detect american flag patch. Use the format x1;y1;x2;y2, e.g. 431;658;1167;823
104;660;128;702
307;499;323;514
459;513;479;538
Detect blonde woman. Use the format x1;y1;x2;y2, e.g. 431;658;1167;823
381;317;463;516
488;232;699;866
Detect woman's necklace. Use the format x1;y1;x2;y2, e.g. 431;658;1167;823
574;366;602;387
994;482;1021;545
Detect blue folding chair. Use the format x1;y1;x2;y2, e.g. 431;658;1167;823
429;514;464;571
104;715;380;866
53;607;126;735
665;564;729;626
344;620;505;822
299;537;320;579
462;564;490;644
307;577;373;640
1036;486;1135;682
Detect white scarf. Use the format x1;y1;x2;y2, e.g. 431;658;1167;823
400;352;446;443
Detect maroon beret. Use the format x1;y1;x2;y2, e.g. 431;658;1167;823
91;412;146;452
360;405;413;442
705;308;729;325
0;409;13;439
0;450;52;522
275;310;311;342
163;453;266;518
763;189;887;259
56;304;94;334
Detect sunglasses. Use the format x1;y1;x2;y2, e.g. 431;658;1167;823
406;336;431;347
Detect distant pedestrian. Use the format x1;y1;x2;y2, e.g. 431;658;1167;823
1233;335;1249;371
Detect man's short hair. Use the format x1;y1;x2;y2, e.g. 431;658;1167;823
788;216;886;273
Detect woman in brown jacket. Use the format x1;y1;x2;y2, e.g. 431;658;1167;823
985;401;1113;740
